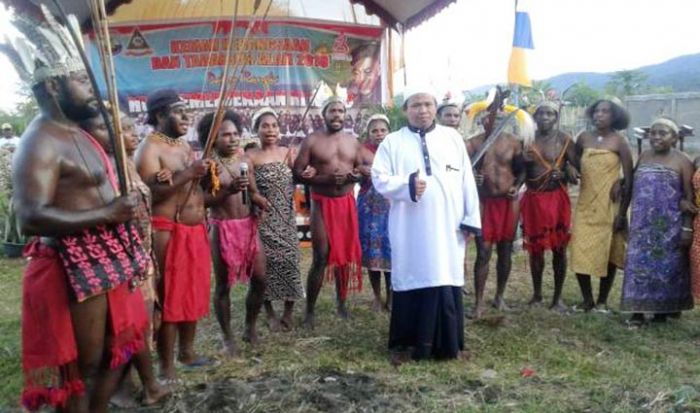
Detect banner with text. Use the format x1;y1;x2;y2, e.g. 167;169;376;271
87;18;385;113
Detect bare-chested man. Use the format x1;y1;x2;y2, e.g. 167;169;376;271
467;116;525;319
197;110;267;355
136;89;214;380
293;97;364;328
9;32;149;413
521;102;578;311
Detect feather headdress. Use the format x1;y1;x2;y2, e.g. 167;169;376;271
0;4;84;86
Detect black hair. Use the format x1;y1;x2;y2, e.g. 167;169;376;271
243;142;259;152
253;111;278;133
196;110;243;147
437;104;459;117
585;99;630;131
146;106;170;127
31;75;68;109
350;42;380;66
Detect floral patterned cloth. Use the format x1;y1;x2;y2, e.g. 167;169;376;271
357;183;391;271
620;164;693;313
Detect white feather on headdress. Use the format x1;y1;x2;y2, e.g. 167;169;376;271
0;4;85;86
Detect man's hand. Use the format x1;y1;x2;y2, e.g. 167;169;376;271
333;168;348;186
228;176;249;194
156;168;173;185
347;169;363;183
107;192;138;223
189;159;211;179
414;169;427;200
357;165;372;177
301;165;317;179
474;173;484;187
506;186;518;199
564;164;579;185
550;168;563;182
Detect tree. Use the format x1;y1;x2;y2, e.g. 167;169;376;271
564;82;601;107
604;69;650;98
0;82;38;135
520;79;554;106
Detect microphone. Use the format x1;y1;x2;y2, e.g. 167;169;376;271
240;162;249;205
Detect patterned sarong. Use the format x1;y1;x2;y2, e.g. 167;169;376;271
21;241;147;411
357;183;391;271
255;162;304;301
621;164;693;313
570;148;626;277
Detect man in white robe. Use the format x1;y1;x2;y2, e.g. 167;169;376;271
371;88;481;362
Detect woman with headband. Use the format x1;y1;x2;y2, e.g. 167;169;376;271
247;107;307;331
621;117;694;325
357;114;393;312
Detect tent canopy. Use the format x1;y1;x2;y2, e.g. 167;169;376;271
6;0;456;30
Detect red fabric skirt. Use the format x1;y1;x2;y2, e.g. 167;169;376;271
152;216;211;322
21;240;147;411
520;186;571;254
210;216;260;287
481;197;518;243
311;192;363;300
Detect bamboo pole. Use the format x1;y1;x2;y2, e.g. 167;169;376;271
176;0;274;221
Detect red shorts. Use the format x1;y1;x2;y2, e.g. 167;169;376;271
520;186;571;254
481;197;518;243
311;192;363;300
152;216;211;322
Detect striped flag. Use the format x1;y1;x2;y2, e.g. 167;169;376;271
507;1;534;87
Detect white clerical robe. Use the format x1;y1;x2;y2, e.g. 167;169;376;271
371;124;481;292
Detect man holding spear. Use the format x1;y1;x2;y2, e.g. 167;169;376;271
3;5;150;412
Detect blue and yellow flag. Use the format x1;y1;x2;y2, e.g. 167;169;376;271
507;2;534;87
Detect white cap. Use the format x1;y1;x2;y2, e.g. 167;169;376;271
252;107;277;133
402;84;437;108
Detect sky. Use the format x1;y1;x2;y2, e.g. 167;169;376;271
1;0;699;111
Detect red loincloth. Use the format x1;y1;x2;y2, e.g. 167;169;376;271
152;216;211;322
210;216;260;287
311;192;363;300
21;240;147;411
481;197;518;243
520;186;571;254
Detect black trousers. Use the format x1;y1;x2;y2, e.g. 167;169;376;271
388;286;464;360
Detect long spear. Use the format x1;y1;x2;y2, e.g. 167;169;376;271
91;0;131;191
50;0;129;195
176;0;273;221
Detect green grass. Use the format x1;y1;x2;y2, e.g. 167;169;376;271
1;247;699;412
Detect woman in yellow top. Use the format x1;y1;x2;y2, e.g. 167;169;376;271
570;98;633;312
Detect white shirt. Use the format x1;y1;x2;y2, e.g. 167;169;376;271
371;124;481;292
1;136;20;148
